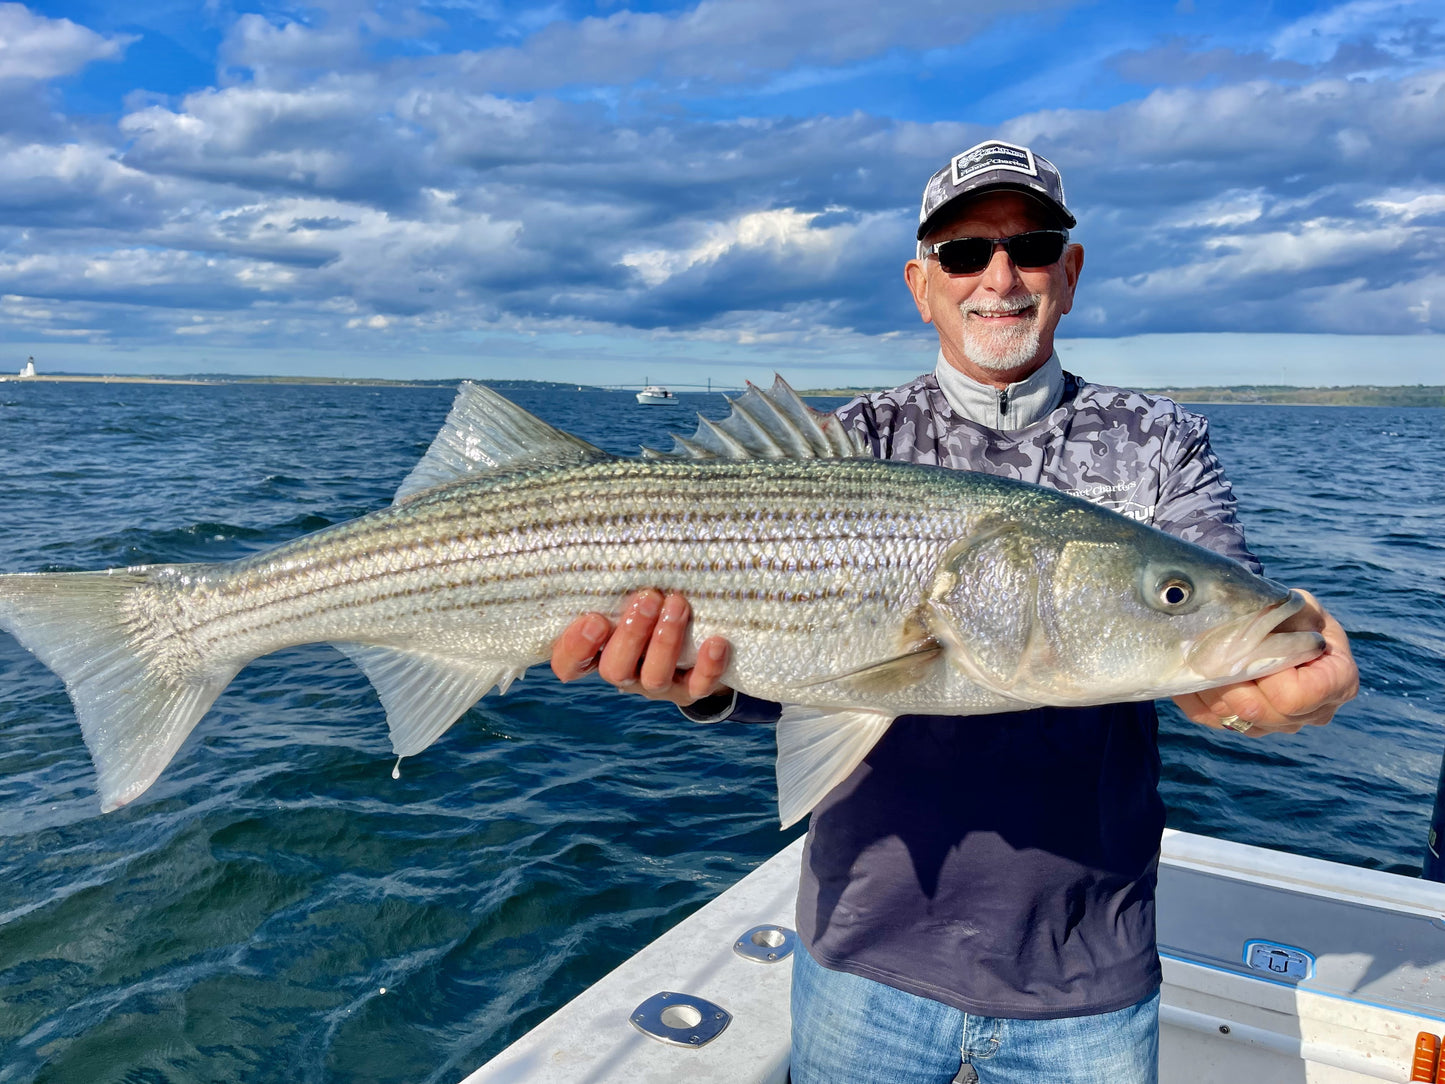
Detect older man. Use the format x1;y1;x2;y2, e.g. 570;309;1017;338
551;140;1358;1083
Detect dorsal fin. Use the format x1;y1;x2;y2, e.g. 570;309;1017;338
395;382;610;504
641;375;868;461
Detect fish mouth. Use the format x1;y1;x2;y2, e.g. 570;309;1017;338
1186;588;1327;684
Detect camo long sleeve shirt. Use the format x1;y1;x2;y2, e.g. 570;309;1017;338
783;366;1262;1021
840;366;1260;572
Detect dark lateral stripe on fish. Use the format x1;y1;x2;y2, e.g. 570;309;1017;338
212;496;944;585
165;538;916;651
154;485;953;640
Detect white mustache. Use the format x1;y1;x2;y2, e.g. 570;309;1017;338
959;294;1040;317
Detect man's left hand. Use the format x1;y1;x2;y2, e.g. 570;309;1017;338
1172;590;1358;737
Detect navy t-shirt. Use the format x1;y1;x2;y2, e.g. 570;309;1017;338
733;369;1260;1019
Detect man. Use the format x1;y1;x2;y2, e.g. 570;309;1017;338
550;140;1358;1083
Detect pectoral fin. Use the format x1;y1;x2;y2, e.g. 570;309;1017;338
334;644;528;758
775;706;895;829
797;639;943;696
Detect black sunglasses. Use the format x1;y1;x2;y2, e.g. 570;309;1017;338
922;230;1069;275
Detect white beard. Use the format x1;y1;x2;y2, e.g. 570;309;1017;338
959;294;1043;373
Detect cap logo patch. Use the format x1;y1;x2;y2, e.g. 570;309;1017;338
919;174;952;222
952;141;1037;186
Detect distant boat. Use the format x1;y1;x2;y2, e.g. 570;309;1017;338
636;385;680;405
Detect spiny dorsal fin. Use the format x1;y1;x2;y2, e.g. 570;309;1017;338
641;375;868;461
394;382;610;504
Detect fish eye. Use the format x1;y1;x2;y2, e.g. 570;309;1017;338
1157;577;1193;608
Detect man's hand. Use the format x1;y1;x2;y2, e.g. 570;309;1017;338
1173;590;1358;737
550;588;732;708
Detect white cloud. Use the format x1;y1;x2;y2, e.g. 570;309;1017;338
620;207;850;285
1090;228;1445;335
14;57;1445;344
1200;221;1412;275
219;4;444;87
0;0;1440;374
1290;272;1445;333
443;0;1073;91
1271;0;1435;65
1166;191;1268;229
0;138;174;225
1005;69;1445;219
0;3;132;81
119;84;380;190
1367;190;1445;219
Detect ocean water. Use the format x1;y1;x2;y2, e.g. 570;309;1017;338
0;381;1440;1083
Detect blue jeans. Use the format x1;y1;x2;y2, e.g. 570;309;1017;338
790;943;1159;1084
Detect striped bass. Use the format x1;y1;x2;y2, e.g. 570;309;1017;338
0;379;1323;825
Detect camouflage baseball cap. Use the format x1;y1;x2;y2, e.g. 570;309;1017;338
916;139;1076;240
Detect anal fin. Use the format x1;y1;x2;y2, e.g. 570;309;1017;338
334;644;527;758
775;706;895;829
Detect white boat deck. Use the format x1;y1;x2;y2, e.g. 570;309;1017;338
463;840;799;1084
463;831;1445;1083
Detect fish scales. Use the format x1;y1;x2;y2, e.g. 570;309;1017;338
135;457;983;698
0;377;1325;821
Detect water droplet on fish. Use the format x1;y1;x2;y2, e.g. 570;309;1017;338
391;757;402;780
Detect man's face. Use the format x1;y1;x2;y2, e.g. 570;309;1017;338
904;191;1084;387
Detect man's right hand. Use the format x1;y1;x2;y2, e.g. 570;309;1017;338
550;588;732;708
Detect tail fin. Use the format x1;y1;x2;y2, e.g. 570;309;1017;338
0;567;242;811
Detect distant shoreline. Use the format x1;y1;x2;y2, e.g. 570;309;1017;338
1;373;1440;407
1136;386;1442;407
0;374;217;386
0;373;436;388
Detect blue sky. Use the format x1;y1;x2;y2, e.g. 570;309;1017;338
0;0;1441;387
